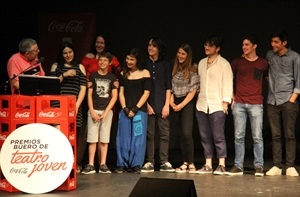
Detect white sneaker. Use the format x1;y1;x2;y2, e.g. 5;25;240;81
286;167;299;177
266;166;282;176
141;162;154;173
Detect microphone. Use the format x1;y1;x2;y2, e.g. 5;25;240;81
36;57;45;64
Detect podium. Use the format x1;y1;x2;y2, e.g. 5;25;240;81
0;95;77;192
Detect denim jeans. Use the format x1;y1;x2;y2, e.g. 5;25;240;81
232;102;264;169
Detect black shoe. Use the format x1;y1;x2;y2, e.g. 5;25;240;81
115;167;124;174
226;165;243;175
132;167;141;174
255;166;264;177
81;164;96;175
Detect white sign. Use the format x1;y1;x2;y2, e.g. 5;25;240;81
0;123;74;194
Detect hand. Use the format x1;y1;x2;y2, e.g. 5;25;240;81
161;105;169;118
222;102;228;115
131;106;139;114
147;103;155;115
64;69;76;77
123;107;130;116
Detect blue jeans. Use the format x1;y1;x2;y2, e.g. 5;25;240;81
232;102;264;169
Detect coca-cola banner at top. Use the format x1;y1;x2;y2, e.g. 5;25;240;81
38;12;96;75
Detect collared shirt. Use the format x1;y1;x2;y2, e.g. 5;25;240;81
266;48;300;105
196;54;233;114
145;58;172;113
7;52;45;94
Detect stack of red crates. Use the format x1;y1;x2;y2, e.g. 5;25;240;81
0;95;77;193
35;95;77;191
0;95;35;192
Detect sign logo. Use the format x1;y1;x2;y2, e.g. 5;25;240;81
0;123;74;194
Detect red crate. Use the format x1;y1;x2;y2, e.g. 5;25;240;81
35;95;76;120
35;95;76;144
0;119;35;147
55;144;77;191
0;95;35;120
0;167;19;192
35;119;76;144
55;167;77;191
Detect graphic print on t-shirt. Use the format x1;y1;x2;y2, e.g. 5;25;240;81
95;78;110;98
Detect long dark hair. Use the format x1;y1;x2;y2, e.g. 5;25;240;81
148;36;167;61
123;48;143;79
89;33;113;55
56;41;78;65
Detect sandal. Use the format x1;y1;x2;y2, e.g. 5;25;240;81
175;162;188;173
188;163;197;174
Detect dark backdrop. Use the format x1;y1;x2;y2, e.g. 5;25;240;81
1;0;300;158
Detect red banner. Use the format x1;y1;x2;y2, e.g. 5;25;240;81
38;12;96;75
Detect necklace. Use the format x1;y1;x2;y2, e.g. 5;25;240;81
206;57;217;69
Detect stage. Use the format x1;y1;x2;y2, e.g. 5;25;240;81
0;149;299;197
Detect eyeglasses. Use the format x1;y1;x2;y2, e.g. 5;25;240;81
204;43;215;48
28;48;39;54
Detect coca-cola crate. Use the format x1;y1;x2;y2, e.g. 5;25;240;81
0;119;35;147
0;167;19;192
0;95;35;120
35;95;76;144
35;95;76;120
55;144;77;191
35;119;76;144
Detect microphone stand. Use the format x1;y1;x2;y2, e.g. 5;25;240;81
0;59;43;95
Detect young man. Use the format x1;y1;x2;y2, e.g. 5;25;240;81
226;34;268;177
81;51;118;174
141;37;175;173
195;35;233;175
265;31;300;177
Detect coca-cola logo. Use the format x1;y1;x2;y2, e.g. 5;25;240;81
0;181;8;188
0;134;7;141
0;111;8;117
69;180;75;187
38;111;62;118
69;134;75;141
15;112;30;118
48;20;84;33
69;111;75;117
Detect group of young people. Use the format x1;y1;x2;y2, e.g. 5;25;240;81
6;30;300;177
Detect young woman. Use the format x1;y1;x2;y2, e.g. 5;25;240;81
170;43;199;173
50;41;87;173
115;48;151;173
81;33;121;79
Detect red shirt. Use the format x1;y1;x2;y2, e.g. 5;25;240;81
7;52;45;94
231;57;268;104
81;55;121;79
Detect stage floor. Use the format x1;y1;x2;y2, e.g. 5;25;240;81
1;150;300;197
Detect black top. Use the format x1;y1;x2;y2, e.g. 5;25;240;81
89;71;117;110
120;77;151;112
144;58;172;113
